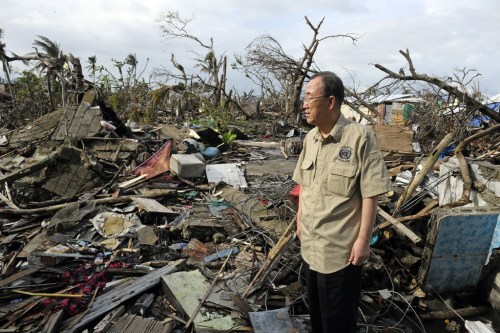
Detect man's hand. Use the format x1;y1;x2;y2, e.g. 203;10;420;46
296;187;302;240
297;216;301;240
349;238;370;266
349;196;377;266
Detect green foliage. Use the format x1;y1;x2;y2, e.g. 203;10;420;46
198;98;232;130
107;90;128;114
2;70;51;127
191;117;217;128
222;130;237;146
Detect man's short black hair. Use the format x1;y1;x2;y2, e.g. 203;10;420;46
310;71;345;109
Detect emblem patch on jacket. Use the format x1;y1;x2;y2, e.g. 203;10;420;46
338;146;352;161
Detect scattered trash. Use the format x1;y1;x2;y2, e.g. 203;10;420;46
0;92;498;333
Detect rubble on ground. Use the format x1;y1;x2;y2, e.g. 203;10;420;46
0;92;499;333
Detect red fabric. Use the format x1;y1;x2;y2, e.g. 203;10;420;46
41;262;108;316
290;185;300;204
133;140;172;179
290;185;300;197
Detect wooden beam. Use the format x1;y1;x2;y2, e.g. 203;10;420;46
420;306;490;320
0;190;178;216
42;310;65;333
0;193;19;210
92;305;125;333
0;266;44;288
378;199;438;229
377;207;422;244
244;217;297;297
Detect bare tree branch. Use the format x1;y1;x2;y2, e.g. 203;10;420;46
374;49;500;123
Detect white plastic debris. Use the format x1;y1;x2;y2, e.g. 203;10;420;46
465;320;495;333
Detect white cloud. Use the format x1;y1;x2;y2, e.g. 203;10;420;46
1;0;499;96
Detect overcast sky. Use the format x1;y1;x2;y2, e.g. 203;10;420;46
1;0;499;97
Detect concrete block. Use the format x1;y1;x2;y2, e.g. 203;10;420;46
206;163;247;188
161;270;236;331
170;154;205;178
419;207;500;294
249;308;295;333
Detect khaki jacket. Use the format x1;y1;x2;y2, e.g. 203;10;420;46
293;114;392;273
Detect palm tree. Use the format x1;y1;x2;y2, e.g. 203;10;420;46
124;53;138;87
86;55;97;84
33;35;67;110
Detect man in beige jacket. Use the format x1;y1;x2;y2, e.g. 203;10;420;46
293;71;392;333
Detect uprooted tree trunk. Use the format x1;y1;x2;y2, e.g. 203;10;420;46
375;49;500;123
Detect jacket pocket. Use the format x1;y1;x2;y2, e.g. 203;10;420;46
300;159;314;186
327;165;357;197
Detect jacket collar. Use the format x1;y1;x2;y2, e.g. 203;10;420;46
313;113;349;143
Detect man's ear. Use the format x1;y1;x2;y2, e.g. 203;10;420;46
328;96;336;110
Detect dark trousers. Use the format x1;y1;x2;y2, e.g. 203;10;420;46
303;261;362;333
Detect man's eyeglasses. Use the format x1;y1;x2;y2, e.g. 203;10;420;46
303;95;327;104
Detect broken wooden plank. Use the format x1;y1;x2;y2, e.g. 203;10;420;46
118;174;148;190
378;199;438;229
0;250;19;277
105;313;173;333
0;266;44;288
92;305;125;333
371;125;413;153
234;140;280;148
377;207;422;244
228;294;253;317
42;310;65;333
132;197;175;213
244;217;297;297
0;190;178;216
0;297;37;322
131;293;155;317
0;192;19;210
106;313;135;333
0;233;19;246
420;306;490;320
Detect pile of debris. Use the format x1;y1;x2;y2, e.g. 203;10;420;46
0;92;498;333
